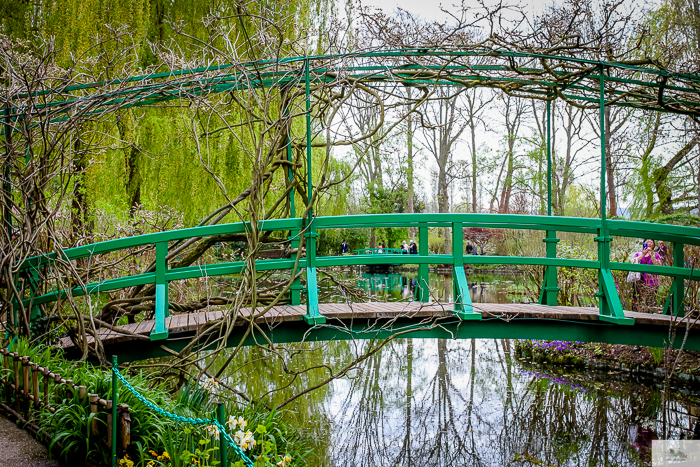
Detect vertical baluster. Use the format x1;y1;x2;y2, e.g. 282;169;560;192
78;385;86;401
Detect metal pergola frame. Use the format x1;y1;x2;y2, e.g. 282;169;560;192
5;48;700;344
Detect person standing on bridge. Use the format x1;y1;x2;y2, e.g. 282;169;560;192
409;240;418;254
633;239;661;311
340;240;349;255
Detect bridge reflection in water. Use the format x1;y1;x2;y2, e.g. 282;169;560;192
214;338;700;467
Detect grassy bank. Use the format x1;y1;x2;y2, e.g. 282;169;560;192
0;340;309;467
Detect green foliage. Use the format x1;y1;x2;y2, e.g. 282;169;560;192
649;346;664;366
317;228;370;255
4;340;309;466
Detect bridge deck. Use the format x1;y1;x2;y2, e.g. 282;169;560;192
60;302;682;352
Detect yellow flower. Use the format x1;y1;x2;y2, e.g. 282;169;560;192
147;462;155;467
162;452;171;461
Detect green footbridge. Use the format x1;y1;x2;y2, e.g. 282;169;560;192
11;212;700;361
4;48;700;359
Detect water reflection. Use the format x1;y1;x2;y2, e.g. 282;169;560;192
213;339;700;467
351;271;531;304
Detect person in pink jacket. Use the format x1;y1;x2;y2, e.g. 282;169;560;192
632;239;661;311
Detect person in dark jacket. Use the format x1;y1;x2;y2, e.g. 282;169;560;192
340;240;349;254
409;240;418;254
466;242;474;255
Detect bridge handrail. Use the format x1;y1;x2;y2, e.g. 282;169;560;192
12;213;700;332
17;213;700;270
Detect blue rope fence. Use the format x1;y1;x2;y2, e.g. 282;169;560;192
112;360;255;467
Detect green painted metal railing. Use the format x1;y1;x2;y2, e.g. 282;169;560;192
11;213;700;341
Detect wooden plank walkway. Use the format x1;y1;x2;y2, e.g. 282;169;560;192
59;302;683;351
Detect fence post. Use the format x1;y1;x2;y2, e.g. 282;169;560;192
12;354;20;413
117;404;131;454
90;394;100;436
418;223;429;302
217;402;228;466
150;242;170;341
31;363;39;412
2;349;10;403
21;357;29;416
42;367;50;409
111;355;118;467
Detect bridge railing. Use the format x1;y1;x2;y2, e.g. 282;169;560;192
11;213;700;339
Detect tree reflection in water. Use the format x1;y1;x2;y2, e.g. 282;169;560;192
213;339;700;466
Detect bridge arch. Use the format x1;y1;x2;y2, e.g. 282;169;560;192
4;49;700;357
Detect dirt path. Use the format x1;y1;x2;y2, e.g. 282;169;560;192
0;415;62;467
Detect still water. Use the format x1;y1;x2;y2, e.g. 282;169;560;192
213;271;700;466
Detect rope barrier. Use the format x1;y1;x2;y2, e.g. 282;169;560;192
111;362;254;467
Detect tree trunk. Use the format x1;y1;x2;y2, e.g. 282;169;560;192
116;115;142;217
653;138;698;215
438;163;451;254
70;138;90;244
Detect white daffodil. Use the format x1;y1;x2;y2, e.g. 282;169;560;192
236;416;247;430
241;430;256;451
226;415;236;429
234;429;257;451
277;455;292;466
205;424;219;437
234;430;246;448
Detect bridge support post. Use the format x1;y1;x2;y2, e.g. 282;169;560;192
595;235;633;325
418;223;429;302
596;68;633;326
288;230;302;306
664;242;685;317
150;241;170;340
302;229;325;325
538;233;560;305
452;222;479;320
538;95;560;306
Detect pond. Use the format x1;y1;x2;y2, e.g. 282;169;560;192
323;269;533;304
207;269;699;466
